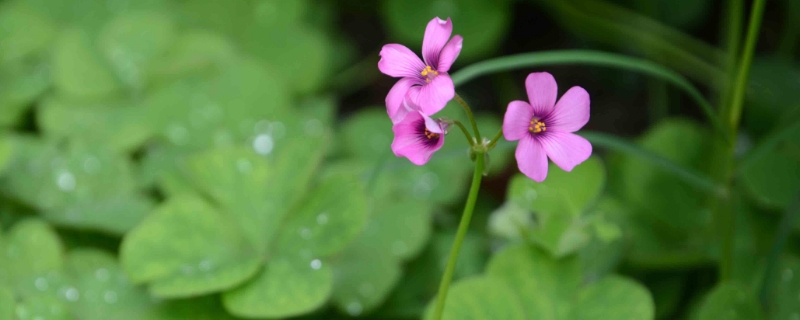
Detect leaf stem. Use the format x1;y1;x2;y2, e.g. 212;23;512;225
450;120;475;146
432;153;485;320
454;93;482;139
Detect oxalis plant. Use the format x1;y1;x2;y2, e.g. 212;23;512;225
378;17;593;320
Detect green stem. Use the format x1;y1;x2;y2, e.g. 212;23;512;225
432;153;485;320
451;120;476;146
454;93;482;139
487;129;504;150
713;0;768;282
726;0;767;134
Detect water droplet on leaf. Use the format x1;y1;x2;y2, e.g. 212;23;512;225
310;259;322;270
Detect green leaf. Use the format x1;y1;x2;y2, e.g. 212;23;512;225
695;283;764;320
765;256;800;320
240;24;331;94
508;156;605;216
488;202;534;241
38;96;157;153
147;31;237;80
383;0;511;60
740;124;800;208
744;57;800;137
222;257;333;318
0;2;56;65
345;199;433;261
120;195;260;298
0;135;11;175
65;249;162;320
0;141;151;234
0;286;13;320
52;28;120;99
143;58;291;151
571;275;655;320
486;243;581;319
332;251;401;316
423;276;526;320
184;147;274;251
0;219;64;280
0;57;50;128
339;108;393;161
273;173;368;258
98;12;176;90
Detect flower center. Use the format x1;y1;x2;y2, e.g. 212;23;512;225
421;65;439;83
529;118;547;134
424;128;440;140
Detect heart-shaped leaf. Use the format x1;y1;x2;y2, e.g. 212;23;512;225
423;276;526;320
571;275;655;320
120;195;260;298
695;282;763;320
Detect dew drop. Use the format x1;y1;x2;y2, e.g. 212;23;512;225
95;268;110;282
56;171;76;192
214;130;233;146
316;213;329;225
791;313;800;320
181;265;195;275
253;134;274;155
34;277;48;291
103;291;118;304
299;249;312;259
64;287;80;301
310;259;322;270
526;189;538;201
346;301;363;316
783;268;794;281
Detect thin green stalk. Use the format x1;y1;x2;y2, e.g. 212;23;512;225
432;154;485;320
726;0;767;133
451;50;732;144
487;129;504;150
454;93;482;139
713;0;768;282
451;120;476;146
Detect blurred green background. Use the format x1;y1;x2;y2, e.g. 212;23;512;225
0;0;798;319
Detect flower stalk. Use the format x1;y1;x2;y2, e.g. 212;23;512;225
432;151;485;320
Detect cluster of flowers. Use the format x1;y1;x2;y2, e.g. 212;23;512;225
379;17;592;182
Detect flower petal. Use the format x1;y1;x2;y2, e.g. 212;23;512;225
539;132;592;172
422;17;453;68
516;136;548;182
547;86;590;132
525;72;557;117
378;44;425;78
418;74;454;115
391;111;445;165
437;35;463;72
503;100;534;141
386;78;424;123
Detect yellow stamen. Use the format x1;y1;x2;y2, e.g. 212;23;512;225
528;119;547;134
424;128;440;139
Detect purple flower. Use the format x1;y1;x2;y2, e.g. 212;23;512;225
379;17;463;123
503;72;592;182
391;98;448;165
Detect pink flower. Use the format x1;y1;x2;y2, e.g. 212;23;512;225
503;72;592;182
391;99;448;165
379;17;463;123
